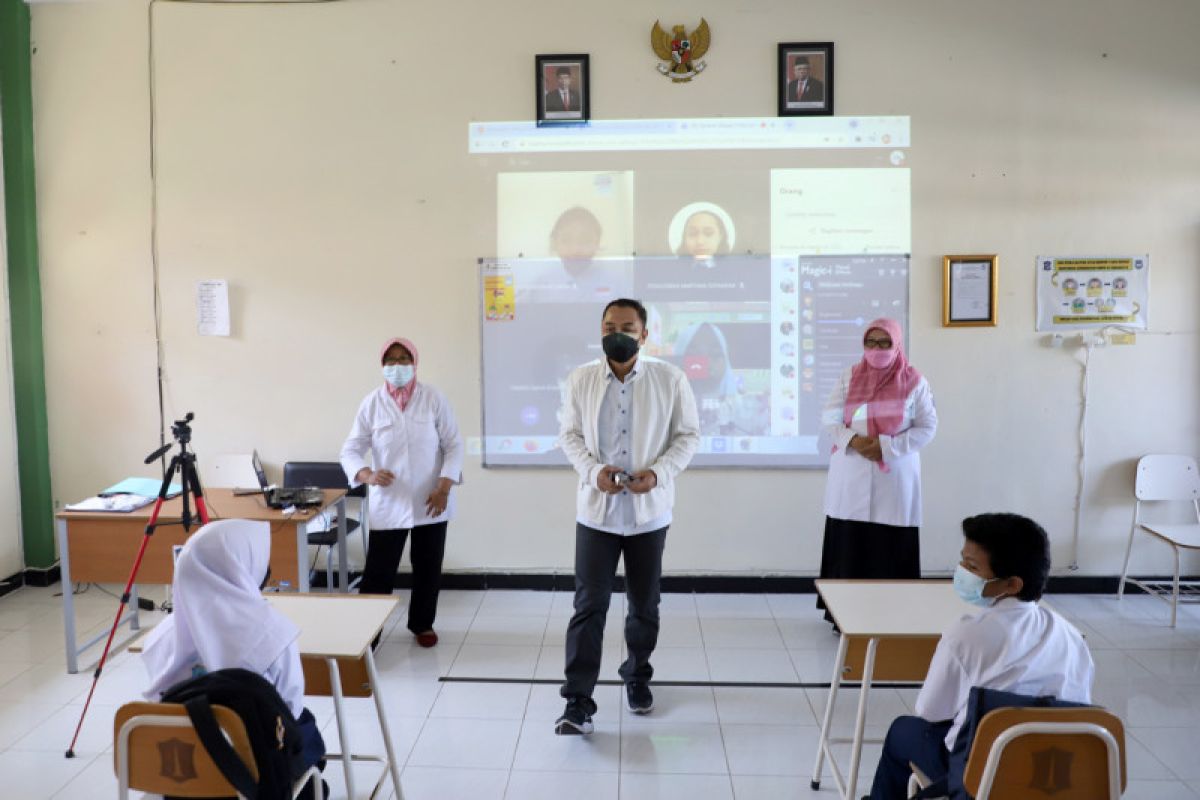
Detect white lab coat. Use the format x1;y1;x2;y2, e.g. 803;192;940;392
822;366;937;527
340;383;464;530
559;357;700;527
916;597;1095;749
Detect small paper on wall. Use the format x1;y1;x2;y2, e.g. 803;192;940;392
196;279;231;336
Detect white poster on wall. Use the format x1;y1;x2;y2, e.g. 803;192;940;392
1035;255;1148;331
196;279;231;336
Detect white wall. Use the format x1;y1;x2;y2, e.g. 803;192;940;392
29;0;1200;577
0;122;24;579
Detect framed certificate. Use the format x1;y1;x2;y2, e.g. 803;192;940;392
942;255;998;327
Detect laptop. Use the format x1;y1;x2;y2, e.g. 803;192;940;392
252;450;325;509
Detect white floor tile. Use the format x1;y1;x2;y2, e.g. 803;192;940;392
714;686;813;726
1130;727;1200;780
447;644;540;680
730;773;826;799
0;749;94;799
695;594;772;619
506;770;618;799
620;771;735;799
429;681;531;720
722;723;821;776
464;615;549;647
396;765;508;800
700;619;785;649
621;721;729;774
707;648;798;683
406;717;522;770
646;646;711;682
476;590;554;617
1121;779;1200;799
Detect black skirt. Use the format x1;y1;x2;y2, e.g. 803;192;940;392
817;516;920;619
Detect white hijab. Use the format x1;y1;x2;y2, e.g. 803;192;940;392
142;519;300;700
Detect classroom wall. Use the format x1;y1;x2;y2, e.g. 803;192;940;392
28;0;1200;578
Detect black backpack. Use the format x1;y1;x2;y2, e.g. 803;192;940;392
161;667;307;800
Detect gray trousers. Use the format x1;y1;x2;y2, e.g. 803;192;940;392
561;523;668;700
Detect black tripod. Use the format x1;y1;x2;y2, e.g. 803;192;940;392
66;412;211;758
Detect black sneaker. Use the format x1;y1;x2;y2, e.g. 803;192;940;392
625;681;653;714
554;696;596;735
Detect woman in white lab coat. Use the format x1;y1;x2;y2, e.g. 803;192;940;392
341;337;463;647
818;318;937;625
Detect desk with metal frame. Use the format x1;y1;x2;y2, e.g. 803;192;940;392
811;580;977;800
267;593;403;800
56;487;349;674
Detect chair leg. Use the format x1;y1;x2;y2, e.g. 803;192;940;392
1171;547;1180;628
1117;511;1138;598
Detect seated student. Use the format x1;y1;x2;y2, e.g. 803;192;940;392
867;513;1094;800
141;519;325;797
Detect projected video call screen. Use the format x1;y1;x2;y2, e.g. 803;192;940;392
475;119;911;468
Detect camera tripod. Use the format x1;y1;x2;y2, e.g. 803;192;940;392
66;412;211;758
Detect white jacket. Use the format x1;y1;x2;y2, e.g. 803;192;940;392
340;384;464;530
559;357;700;527
822;366;937;527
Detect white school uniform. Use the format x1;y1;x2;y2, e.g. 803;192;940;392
142;519;305;717
340;383;464;530
915;597;1095;749
821;366;937;527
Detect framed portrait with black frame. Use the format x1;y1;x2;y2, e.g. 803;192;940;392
536;54;589;125
777;42;834;117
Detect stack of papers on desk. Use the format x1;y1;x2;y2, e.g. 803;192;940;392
65;494;155;512
100;477;181;498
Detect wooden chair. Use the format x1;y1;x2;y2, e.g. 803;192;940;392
114;701;322;800
1118;453;1200;626
908;706;1125;799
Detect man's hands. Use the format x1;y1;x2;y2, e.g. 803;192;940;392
848;435;884;463
598;466;658;494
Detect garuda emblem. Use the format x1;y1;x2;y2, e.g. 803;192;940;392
651;18;710;82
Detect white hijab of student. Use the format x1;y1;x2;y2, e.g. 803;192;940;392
142;519;303;714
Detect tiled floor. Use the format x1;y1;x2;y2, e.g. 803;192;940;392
2;584;1200;798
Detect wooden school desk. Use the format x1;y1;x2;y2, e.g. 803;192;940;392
267;594;404;800
811;580;977;800
57;487;349;673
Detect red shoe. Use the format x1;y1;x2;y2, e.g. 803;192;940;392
415;630;438;648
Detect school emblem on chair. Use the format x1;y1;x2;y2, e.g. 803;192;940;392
157;738;198;783
1028;746;1074;794
651;18;710;82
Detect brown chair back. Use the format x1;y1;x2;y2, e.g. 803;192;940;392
113;701;259;797
963;706;1126;799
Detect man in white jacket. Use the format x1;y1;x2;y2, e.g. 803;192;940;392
555;298;700;735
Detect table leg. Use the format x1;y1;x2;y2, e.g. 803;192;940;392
365;647;404;799
129;584;141;630
297;521;310;593
326;657;357;800
58;520;79;674
811;631;849;790
336;496;349;593
846;636;879;800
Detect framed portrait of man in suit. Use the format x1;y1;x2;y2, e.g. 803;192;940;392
536;54;590;125
777;43;833;117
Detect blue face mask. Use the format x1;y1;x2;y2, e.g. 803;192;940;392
382;364;414;388
953;564;999;607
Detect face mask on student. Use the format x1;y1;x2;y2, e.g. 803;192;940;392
382;364;415;388
602;332;640;363
953;564;1000;607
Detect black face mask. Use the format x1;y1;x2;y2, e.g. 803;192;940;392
602;332;640;363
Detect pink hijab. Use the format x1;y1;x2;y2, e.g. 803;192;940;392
380;337;419;411
844;318;922;436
